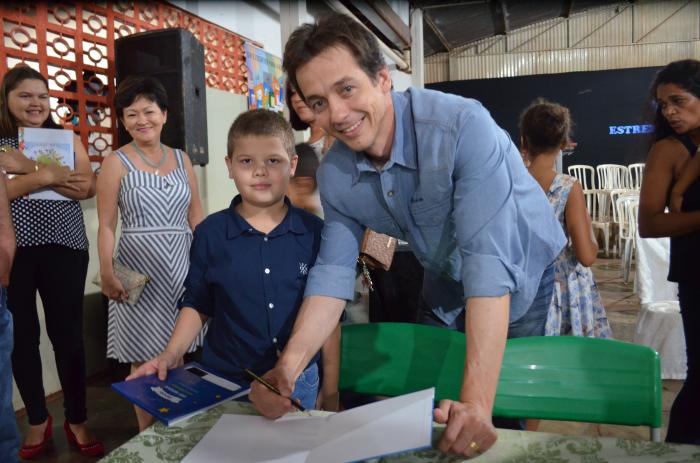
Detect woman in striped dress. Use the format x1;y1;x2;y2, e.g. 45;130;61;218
96;76;205;430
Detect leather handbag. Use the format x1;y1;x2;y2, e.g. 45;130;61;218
92;262;150;305
357;229;397;291
359;228;397;271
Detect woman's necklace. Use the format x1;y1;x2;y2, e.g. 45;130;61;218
131;141;167;175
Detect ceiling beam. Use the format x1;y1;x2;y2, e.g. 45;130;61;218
339;0;410;50
490;0;509;36
419;1;487;10
560;0;574;18
370;0;411;48
424;12;452;52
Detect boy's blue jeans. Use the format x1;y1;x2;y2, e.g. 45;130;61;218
0;288;20;463
290;363;319;411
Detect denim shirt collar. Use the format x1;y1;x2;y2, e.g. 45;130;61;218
347;91;418;185
226;195;307;238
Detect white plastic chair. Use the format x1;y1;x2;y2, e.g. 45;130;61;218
629;163;645;190
567;165;596;191
611;189;639;258
618;196;639;282
596;164;630;190
584;189;611;257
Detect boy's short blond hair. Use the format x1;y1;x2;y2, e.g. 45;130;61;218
226;109;296;158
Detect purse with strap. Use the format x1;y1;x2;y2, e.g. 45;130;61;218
357;228;397;291
92;262;150;305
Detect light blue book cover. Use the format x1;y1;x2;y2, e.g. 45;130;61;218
18;127;74;201
111;362;249;426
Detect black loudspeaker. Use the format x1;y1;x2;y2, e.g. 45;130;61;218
115;28;208;165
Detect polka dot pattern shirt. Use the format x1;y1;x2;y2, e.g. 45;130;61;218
1;136;88;250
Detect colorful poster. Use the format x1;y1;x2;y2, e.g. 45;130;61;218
243;43;285;112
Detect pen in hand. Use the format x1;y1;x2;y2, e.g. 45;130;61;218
244;368;307;412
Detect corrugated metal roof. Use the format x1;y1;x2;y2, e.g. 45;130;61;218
424;0;700;83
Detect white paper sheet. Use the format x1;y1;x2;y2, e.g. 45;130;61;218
181;388;435;463
18;127;74;201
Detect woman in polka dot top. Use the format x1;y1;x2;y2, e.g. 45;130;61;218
0;65;103;458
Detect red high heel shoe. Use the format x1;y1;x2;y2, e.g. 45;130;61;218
19;415;53;460
63;421;105;457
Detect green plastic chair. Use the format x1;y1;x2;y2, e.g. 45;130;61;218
339;322;662;441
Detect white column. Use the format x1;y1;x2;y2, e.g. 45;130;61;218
410;8;424;89
280;0;307;55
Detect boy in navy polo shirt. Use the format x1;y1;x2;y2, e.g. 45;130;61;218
129;109;339;411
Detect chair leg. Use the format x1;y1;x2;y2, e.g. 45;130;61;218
651;427;661;442
603;226;610;257
623;240;632;283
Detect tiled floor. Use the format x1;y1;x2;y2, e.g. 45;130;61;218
15;258;682;462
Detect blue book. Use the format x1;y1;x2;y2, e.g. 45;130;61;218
112;362;250;426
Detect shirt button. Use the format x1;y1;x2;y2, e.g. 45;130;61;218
272;337;277;343
387;190;395;197
268;303;274;309
264;268;270;274
263;237;268;242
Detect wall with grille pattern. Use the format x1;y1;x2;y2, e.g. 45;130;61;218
0;1;254;162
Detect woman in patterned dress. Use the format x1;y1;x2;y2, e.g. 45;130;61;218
520;100;612;338
0;65;103;458
96;76;204;430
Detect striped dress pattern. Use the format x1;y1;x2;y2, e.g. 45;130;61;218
107;149;204;362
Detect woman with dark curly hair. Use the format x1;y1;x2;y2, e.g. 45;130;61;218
639;59;700;444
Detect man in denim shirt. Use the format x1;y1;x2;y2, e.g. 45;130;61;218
251;13;565;457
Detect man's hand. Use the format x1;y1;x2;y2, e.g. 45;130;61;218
434;399;498;458
126;350;179;381
249;366;296;419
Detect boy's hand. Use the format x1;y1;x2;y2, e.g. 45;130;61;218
249;366;296;419
670;191;683;213
127;351;180;381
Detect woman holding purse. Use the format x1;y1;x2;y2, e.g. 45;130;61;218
96;75;205;430
0;65;102;458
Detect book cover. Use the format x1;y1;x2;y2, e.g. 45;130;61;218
111;362;250;426
18;127;74;201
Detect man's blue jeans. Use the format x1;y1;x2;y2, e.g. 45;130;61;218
420;263;554;337
0;288;20;463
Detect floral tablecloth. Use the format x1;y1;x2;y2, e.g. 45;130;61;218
100;401;700;463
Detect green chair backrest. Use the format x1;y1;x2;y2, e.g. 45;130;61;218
494;336;662;429
339;323;662;430
339;322;465;400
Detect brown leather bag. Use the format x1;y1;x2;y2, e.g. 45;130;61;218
358;228;397;271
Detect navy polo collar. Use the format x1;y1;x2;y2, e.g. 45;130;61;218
226;195;308;239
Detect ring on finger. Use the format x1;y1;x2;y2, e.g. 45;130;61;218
468;441;480;453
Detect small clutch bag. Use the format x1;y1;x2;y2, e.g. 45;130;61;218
92;262;150;305
358;228;397;291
